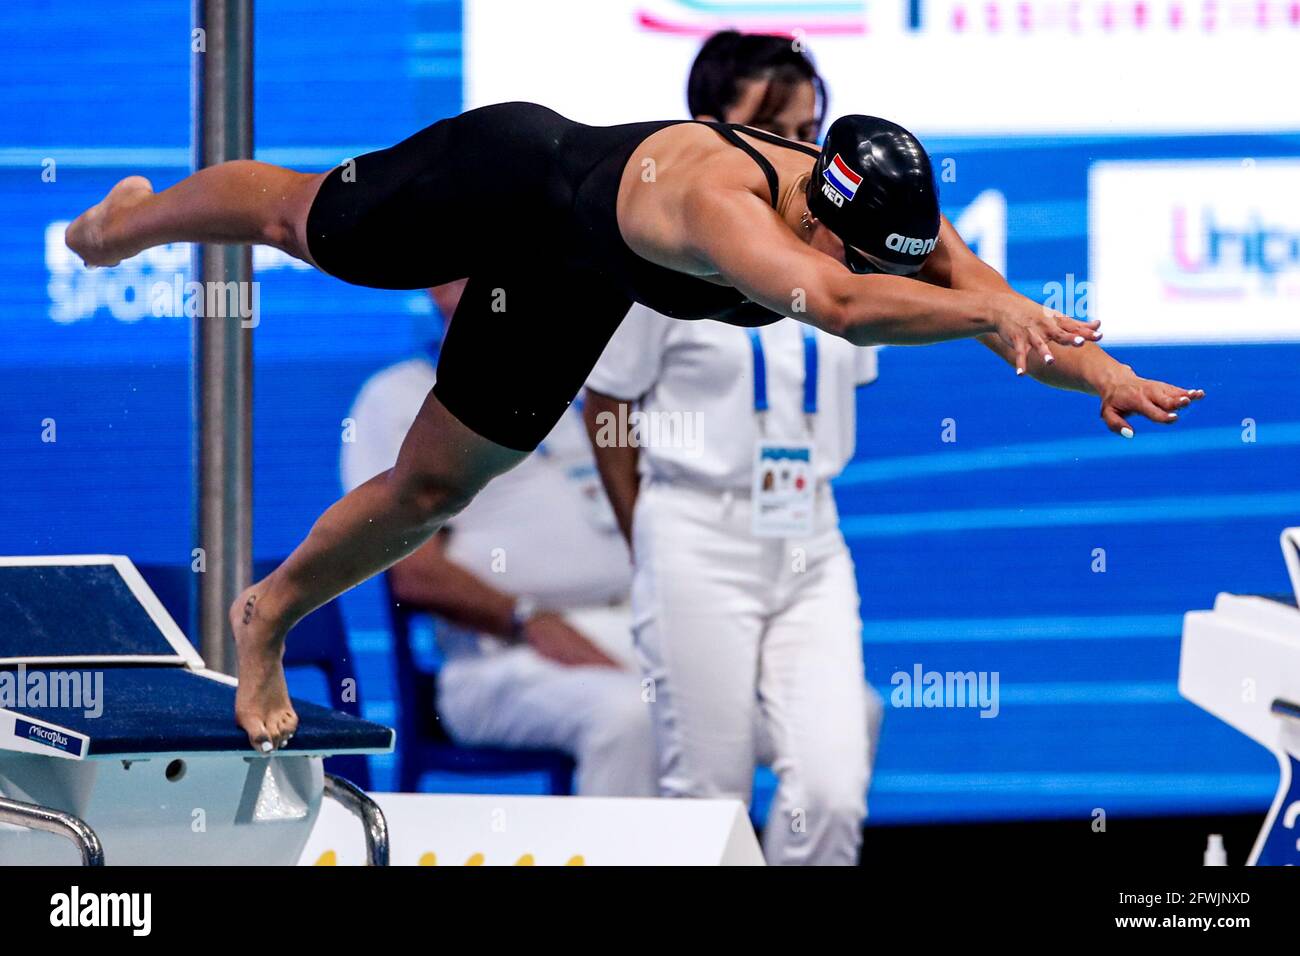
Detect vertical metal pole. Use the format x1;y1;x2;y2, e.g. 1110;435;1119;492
192;0;253;674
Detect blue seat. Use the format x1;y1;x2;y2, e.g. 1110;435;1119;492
133;561;372;790
382;573;574;795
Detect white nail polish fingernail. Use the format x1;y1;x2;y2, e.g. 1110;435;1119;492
1016;367;1025;376
260;740;273;753
1168;413;1178;420
1073;336;1085;345
1044;354;1055;364
1121;427;1134;439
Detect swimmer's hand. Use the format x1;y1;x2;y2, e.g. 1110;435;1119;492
988;293;1103;374
1098;371;1205;438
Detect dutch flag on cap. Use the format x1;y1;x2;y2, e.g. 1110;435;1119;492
823;153;862;202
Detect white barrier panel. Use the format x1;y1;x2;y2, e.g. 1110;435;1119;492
1179;529;1300;865
299;793;765;866
466;0;1300;134
1090;159;1300;343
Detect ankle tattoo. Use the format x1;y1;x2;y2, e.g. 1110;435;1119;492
241;593;258;626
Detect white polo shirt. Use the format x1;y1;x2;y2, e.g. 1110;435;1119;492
341;357;632;610
586;305;878;492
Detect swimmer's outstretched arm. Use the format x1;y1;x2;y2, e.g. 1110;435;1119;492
683;187;1098;355
685;190;1203;437
921;215;1205;437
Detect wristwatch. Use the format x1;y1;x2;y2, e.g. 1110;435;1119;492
509;595;539;640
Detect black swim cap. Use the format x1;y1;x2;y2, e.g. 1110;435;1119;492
806;115;940;275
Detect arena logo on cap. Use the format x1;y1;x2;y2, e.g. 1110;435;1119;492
821;153;862;205
886;232;938;257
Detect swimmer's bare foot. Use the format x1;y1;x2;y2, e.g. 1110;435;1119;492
230;583;299;754
64;175;155;267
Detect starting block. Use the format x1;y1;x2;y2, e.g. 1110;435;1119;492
0;555;394;865
1180;529;1300;865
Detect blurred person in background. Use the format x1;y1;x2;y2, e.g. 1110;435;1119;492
584;32;884;865
342;281;657;796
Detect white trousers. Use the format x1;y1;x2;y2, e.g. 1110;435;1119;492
436;603;659;797
632;480;883;866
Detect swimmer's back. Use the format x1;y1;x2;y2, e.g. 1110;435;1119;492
303;101;818;453
308;102;804;324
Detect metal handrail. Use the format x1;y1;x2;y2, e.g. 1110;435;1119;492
0;795;104;865
323;773;389;866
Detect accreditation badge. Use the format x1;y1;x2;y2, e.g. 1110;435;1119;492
750;441;815;538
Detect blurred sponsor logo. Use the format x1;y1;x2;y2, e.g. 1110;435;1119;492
1089;159;1300;342
639;0;1300;37
1169;206;1300;290
936;0;1300;33
635;0;868;36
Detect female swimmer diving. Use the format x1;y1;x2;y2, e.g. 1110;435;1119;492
65;102;1203;751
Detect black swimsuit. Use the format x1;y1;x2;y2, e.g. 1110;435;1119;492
305;101;818;451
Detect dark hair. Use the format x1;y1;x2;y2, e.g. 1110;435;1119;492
686;30;828;136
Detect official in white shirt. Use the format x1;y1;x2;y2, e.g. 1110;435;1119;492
342;285;657;796
585;306;885;864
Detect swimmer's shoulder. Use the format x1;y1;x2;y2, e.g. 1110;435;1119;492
625;122;777;195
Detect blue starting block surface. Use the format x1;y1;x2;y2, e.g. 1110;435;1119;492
1;667;392;758
0;555;394;760
0;556;197;665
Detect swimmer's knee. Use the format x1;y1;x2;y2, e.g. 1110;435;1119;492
258;205;307;259
389;465;479;527
258;217;296;254
246;166;318;258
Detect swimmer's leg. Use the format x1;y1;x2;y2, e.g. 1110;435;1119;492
65;161;326;268
232;388;526;752
230;264;631;751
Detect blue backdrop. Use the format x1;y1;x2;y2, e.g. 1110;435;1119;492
2;1;1296;823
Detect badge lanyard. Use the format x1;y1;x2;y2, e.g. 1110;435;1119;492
747;326;819;538
747;326;818;435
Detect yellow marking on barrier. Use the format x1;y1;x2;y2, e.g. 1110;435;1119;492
312;847;587;865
